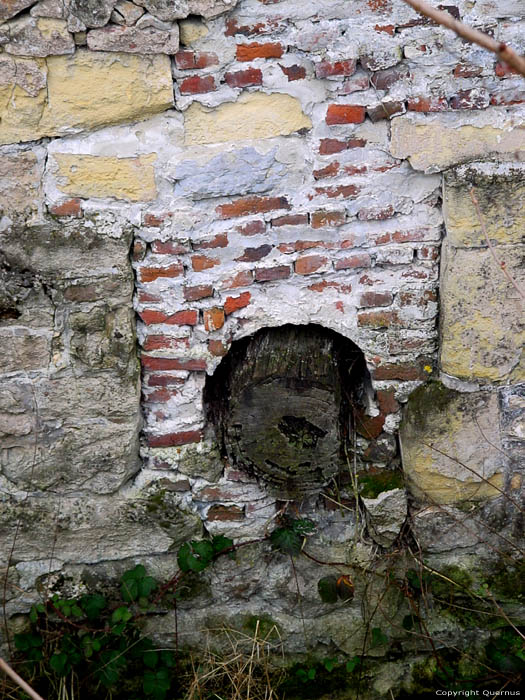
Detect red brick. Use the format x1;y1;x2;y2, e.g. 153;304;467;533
278;243;294;253
194;233;228;249
236;42;283;61
192;255;220;271
295;255;328;275
355;411;385;439
359;291;393;307
490;90;525;106
224;291;251;314
343;164;367;176
374;23;395;35
311;210;345;229
376;389;399;415
208;339;228;357
225;17;279;36
280;63;306;81
398;289;437;307
141;356;207;371
308;280;352;294
340;237;357;249
175;50;218;69
418;246;439;260
184;284;213;301
132;240;147;261
271;213;308;226
203;307;225;331
180;75;216;94
139;264;183;283
372;362;427;381
236;244;272;262
339;72;370;94
313;161;339;179
255;265;290;282
370;67;406;90
207;505;245;521
495;60;519;78
316;59;356;78
449;88;489;110
221;270;254;289
194;51;219;68
50;199;82;217
294;240;335;252
335;254;371;271
216;195;289;219
366;101;404;122
319;137;366;155
148;430;202;447
143;335;190;351
315;184;360;199
144;387;174;403
407;96;448;112
225;67;262;88
151;240;188;254
143;212;172;227
357;310;400;328
358;205;395;221
236;219;265;235
138;309;198;326
147;374;186;387
138;290;161;304
326;104;366;125
453;63;482;78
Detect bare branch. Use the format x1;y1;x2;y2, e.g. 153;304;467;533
401;0;525;77
0;658;45;700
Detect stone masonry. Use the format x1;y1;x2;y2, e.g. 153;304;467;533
1;0;524;683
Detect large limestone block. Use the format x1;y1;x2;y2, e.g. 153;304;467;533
0;50;173;145
53;153;157;202
400;383;506;504
440;246;524;382
184;92;312;145
0;329;50;373
0;150;43;223
391;112;525;172
443;163;525;248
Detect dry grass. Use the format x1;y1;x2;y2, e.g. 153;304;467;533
184;621;285;700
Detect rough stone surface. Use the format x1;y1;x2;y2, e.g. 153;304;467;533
134;0;239;20
362;488;407;546
0;0;36;22
400;383;506;504
0;149;44;224
0;16;74;56
87;24;179;53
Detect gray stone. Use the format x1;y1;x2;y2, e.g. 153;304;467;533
0;329;50;373
134;0;238;21
0;54;47;97
30;0;66;18
68;0;118;28
0;0;37;22
110;0;144;25
362;488;407;546
0;150;43;223
134;11;170;29
171;147;287;200
87;23;178;53
0;15;74;55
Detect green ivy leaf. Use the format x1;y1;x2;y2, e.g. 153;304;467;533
211;535;234;555
14;633;42;652
317;576;338;604
270;527;302;556
293;519;315;536
143;668;171;699
112;606;132;624
177;540;214;573
371;627;388;648
138;576;157;598
121;578;139;602
323;657;336;672
346;656;360;673
81;594;106;621
143;650;158;669
50;652;70;677
402;614;416;631
122;564;147;582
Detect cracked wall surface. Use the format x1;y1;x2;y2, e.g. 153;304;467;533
1;0;524;673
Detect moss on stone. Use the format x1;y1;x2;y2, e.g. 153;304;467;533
358;469;404;499
402;380;455;434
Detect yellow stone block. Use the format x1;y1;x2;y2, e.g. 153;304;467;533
440;246;524;382
400;384;505;504
179;17;209;45
184;92;312;145
0;51;173;145
443;165;525;247
391;114;525;172
0;149;43;221
53;153;157;202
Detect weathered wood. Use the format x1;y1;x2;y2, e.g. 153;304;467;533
206;324;368;496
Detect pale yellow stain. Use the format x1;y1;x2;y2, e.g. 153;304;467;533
36;17;71;41
184;92;312;145
179;18;209;45
54;153;157;202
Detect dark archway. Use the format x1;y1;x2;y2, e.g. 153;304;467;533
204;324;373;496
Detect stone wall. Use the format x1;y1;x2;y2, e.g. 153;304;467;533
1;0;524;690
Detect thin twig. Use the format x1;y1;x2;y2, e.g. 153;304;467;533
401;0;525;77
469;188;525;302
0;658;45;700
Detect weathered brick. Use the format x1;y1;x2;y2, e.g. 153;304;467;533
224;292;251;314
255;265;291;282
326;104;366;125
236;244;272;262
495;60;519;78
216;195;289;218
372;362;427;380
138;310;198;326
184;284;213;301
313;161;339;179
151;240;188;254
207;505;245;521
355;412;385;439
141;356;207;371
236;219;265;235
335;254;371;270
208;339;228;356
357;310;400;328
143;335;190;351
144;387;174;403
315;184;360;199
376;389;399;414
225;68;262;88
139;264;184;283
418;246;440;260
398;289;437;307
295;255;329;275
148;430;202;447
308;280;352;294
180;75;216;94
406;96;448;112
138;290;161;304
311;210;345;228
236;42;283;61
371;67;407;90
271;213;308;226
358;204;395;221
49;198;82;217
316;59;356;78
147;374;186;387
280;63;306;81
204;307;225;331
194;233;228;249
366;100;404;122
319;137;366;155
192;255;220;271
133;240;147;261
221;270;254;289
449;88;489;110
143;212;173;227
175;50;218;69
453;63;483;78
359;291;393;307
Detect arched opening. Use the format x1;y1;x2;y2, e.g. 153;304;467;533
204;324;375;496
